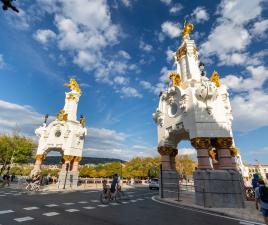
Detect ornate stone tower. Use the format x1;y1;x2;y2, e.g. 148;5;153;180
32;78;87;189
153;22;245;208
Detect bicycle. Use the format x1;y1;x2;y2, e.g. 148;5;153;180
25;180;41;191
100;184;124;204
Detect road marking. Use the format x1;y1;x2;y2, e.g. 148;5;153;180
130;200;137;203
239;221;258;225
91;200;99;203
78;201;88;204
83;206;96;209
110;203;120;206
121;201;129;204
13;194;22;196
40;192;49;195
14;216;34;222
45;204;59;207
65;209;80;212
23;207;39;211
0;195;6;197
151;196;265;225
43;212;59;217
0;210;14;214
98;204;109;207
137;198;145;201
63;203;75;205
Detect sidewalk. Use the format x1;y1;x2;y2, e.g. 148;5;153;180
156;191;264;224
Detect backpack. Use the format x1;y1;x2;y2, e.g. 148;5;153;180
260;186;268;203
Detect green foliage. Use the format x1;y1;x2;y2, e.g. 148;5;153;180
41;168;60;177
0;133;37;174
176;155;196;177
9;166;33;176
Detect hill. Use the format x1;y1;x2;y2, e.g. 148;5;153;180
40;156;125;165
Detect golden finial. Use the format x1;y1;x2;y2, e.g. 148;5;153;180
65;78;82;94
208;148;218;161
169;71;181;87
57;109;68;121
182;20;194;38
210;70;220;87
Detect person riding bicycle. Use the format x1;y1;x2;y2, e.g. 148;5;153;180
110;174;119;196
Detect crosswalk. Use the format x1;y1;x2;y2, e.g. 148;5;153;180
0;196;152;224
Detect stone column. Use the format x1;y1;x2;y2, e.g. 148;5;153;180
33;154;45;174
72;156;82;173
158;146;178;171
157;146;179;198
215;138;236;170
191;138;212;169
61;155;73;171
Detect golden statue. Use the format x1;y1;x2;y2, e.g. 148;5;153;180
208;148;218;161
210;70;221;87
169;71;181;87
65;78;82;94
182;20;194;38
79;115;86;127
57;109;68;121
229;146;240;157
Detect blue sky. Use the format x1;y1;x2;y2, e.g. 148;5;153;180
0;0;267;163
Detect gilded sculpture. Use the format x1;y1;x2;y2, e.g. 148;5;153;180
65;78;82;94
169;71;182;87
79;115;86;127
57;109;68;121
182;21;194;38
210;71;221;87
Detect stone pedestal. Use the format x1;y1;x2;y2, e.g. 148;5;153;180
160;170;179;198
158;146;179;199
193;170;245;208
57;171;79;189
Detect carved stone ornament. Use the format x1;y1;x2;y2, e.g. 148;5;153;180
35;154;45;161
214;137;233;149
191;137;211;149
179;94;188;113
63;155;75;161
208;147;218;161
195;80;218;102
158;146;178;156
153;109;164;127
229;146;240;157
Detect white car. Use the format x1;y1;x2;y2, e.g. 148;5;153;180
149;178;159;190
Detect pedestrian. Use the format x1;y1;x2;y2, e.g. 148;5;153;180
255;179;268;225
3;173;10;187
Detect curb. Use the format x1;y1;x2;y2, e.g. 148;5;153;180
153;196;264;225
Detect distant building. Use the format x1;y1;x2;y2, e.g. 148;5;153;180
242;164;268;187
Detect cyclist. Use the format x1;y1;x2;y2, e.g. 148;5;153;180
110;174;119;198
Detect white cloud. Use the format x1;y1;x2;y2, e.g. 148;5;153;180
0;99;43;135
140;80;154;91
33;29;57;44
118;50;131;60
166;48;175;62
179;148;196;155
0;54;5;69
191;6;209;23
251;19;268;37
120;87;142;98
161;21;181;39
84;128;157;160
217;0;263;25
231;90;268;131
222;66;268;92
221;65;268;131
200;0;264;65
160;0;172;5
114;76;128;85
139;40;153;52
170;4;183;14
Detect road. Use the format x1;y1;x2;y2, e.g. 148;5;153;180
0;187;253;225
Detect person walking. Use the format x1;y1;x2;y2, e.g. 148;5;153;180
255;180;268;225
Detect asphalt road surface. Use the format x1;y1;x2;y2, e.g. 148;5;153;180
0;187;256;225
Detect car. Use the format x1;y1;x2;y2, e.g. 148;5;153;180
149;178;159;190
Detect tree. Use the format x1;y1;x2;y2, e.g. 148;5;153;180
0;133;37;174
176;155;196;177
